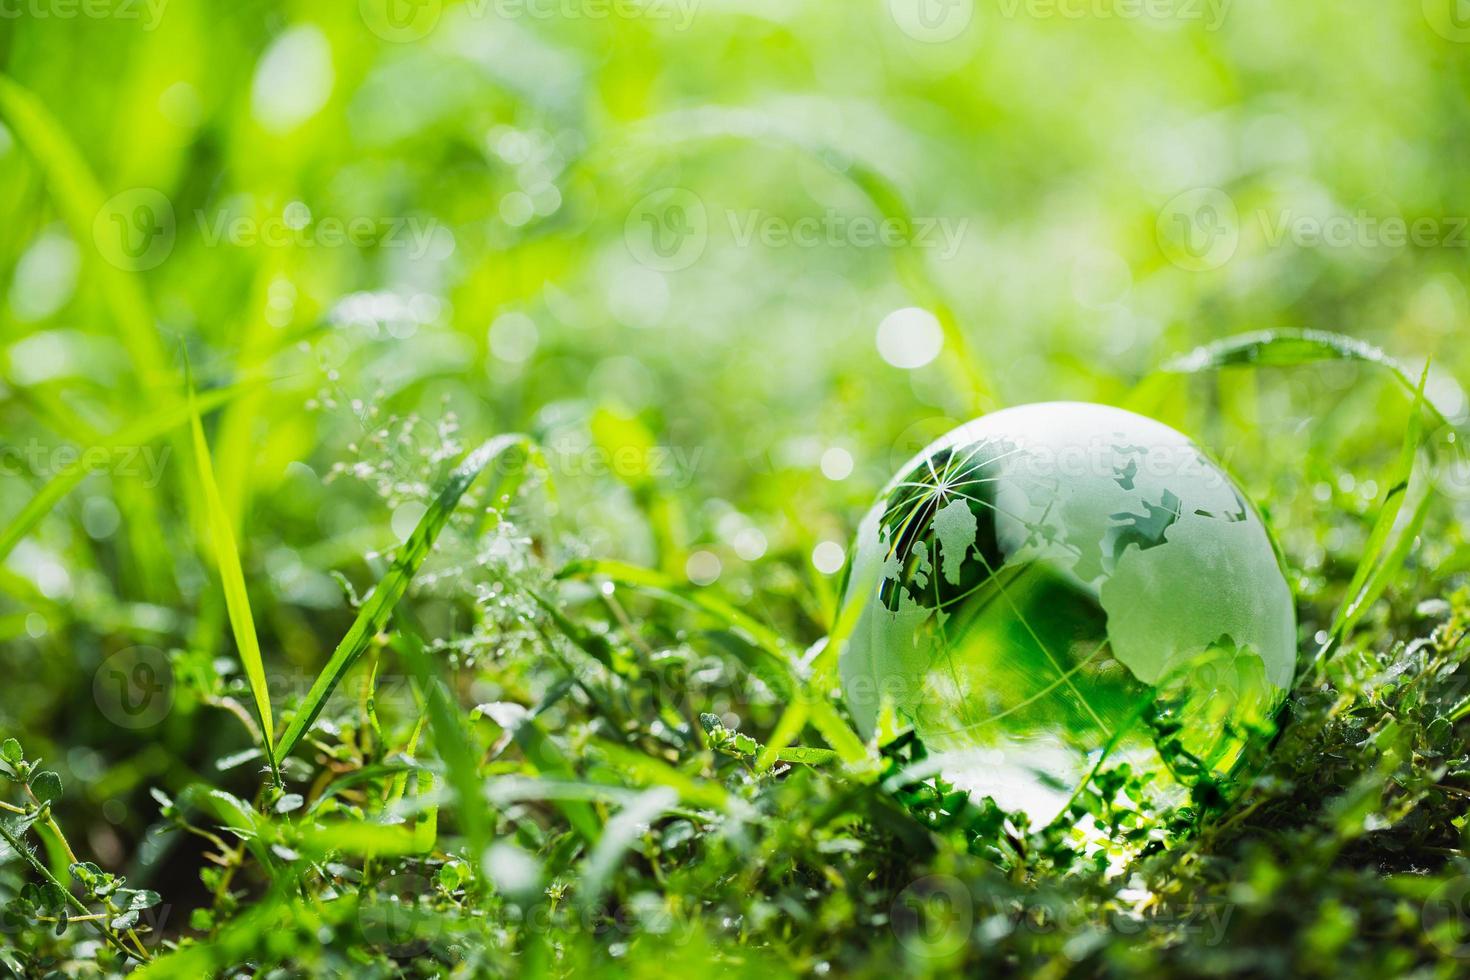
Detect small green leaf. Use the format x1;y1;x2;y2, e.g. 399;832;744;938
125;889;161;911
1;739;21;765
273;793;304;815
438;861;465;891
68;862;100;886
30;771;62;805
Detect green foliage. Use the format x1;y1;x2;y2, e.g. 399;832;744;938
3;4;1470;979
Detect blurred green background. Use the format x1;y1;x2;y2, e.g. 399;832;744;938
2;0;1470;937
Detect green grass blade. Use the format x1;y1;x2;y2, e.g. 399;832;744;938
1164;328;1460;427
579;786;677;909
753;701;810;770
510;716;603;844
589;740;736;812
559;559;871;766
557;558;795;669
188;382;275;764
273;435;539;761
0;74;167;386
1321;364;1432;657
390;617;491;860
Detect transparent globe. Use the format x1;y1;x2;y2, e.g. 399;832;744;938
838;403;1297;827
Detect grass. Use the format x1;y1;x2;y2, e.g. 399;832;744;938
4;4;1470;978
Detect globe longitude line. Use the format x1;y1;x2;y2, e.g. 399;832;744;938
922;636;1114;737
966;544;1111;733
928;522;978;731
892;440;1074;736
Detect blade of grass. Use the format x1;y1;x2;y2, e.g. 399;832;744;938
187;375;276;777
273;435;541;761
588;740;737;813
390;616;490;860
556;558;795;670
510;715;603;844
578;787;677;910
558;559;872;768
1314;363;1432;668
0;74;168;386
753;700;810;770
1164;328;1460;428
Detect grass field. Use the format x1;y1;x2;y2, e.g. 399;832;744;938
4;2;1470;976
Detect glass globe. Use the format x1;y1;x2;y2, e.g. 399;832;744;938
838;402;1297;827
